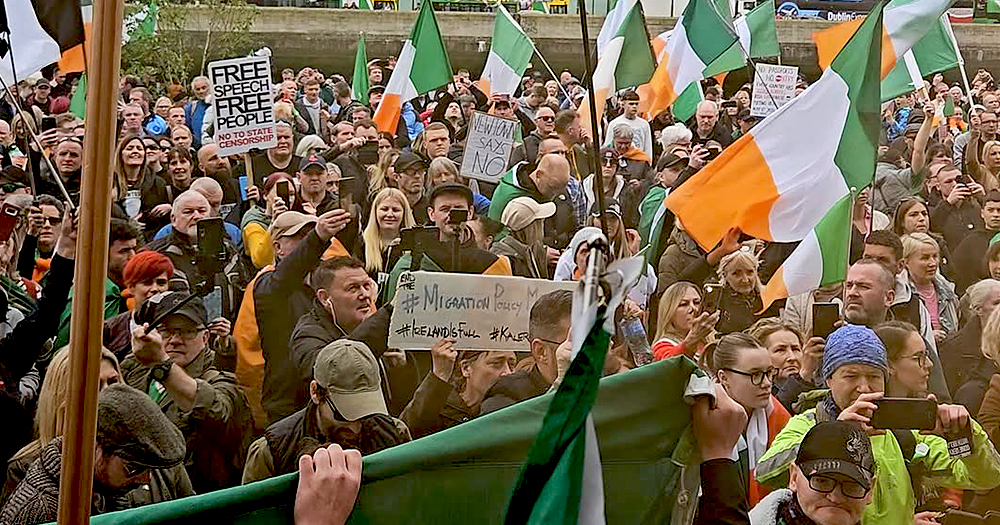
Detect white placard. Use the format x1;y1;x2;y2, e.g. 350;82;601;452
460;111;518;183
208;55;278;156
750;63;799;118
388;272;575;351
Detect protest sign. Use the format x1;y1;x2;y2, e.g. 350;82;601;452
460;111;518;183
750;63;798;118
208;55;277;157
388;272;574;351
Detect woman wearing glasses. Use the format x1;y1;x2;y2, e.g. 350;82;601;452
875;321;932;399
699;332;791;506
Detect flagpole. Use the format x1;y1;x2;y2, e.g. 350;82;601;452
57;0;125;521
577;0;608;239
941;15;975;114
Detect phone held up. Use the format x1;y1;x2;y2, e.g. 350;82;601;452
0;203;20;242
869;397;937;430
812;302;840;339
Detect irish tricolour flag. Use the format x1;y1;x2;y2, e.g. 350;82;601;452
813;0;953;79
373;0;453;133
667;1;885;309
477;4;534;97
578;0;655;142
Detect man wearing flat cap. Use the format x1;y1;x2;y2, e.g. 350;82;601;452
1;384;187;525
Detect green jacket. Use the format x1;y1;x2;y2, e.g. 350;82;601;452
53;277;123;351
487;162;547;222
756;408;1000;525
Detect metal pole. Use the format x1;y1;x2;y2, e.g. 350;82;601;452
577;0;608;239
57;0;125;520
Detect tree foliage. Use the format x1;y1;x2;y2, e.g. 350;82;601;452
121;0;259;85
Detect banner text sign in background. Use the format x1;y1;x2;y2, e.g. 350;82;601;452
209;55;277;156
388;272;574;351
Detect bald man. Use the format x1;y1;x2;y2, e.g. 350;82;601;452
531;153;571;199
197;143;240;206
151;178;243;248
690;100;732;147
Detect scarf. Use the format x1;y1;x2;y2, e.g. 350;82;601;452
739;397;774;505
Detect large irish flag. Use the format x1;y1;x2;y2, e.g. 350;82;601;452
477;4;534;97
813;0;953;79
0;0;85;84
373;0;452;133
667;0;885;309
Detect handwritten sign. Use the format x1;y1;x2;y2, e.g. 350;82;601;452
388;272;575;351
750;63;799;118
460;111;518;183
208;55;277;156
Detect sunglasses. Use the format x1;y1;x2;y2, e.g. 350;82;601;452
537;116;555;122
0;183;25;193
41;216;61;226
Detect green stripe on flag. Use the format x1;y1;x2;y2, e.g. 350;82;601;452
70;74;86;120
493;6;534;75
680;0;738;66
409;0;454;94
830;0;884;192
613;1;656;89
673;82;703;122
816;194;854;285
880;16;960;101
746;0;779;58
504;304;611;525
352;33;369;101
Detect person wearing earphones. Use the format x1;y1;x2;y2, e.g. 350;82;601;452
289;257;377;413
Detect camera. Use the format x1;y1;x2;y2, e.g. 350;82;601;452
448;209;469;225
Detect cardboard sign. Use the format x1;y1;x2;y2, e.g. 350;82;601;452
388;272;575;351
750;63;799;118
208;55;277;156
460;111;518;183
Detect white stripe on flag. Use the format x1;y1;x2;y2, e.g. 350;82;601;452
734;16;752;57
481;49;521;96
597;0;637;58
382;40;418;105
0;0;62;85
579;415;606;525
902;49;922;91
777;229;824;296
665;24;708;102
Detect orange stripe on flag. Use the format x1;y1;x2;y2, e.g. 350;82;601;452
374;93;402;134
641;53;678;121
812;18;864;71
665;132;779;249
813;17;896;79
713;71;729;86
760;265;788;313
59;22;92;73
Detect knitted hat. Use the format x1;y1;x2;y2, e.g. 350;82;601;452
821;324;888;381
96;384;186;469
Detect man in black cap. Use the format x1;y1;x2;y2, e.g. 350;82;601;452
393;151;430;224
296;154;339;215
750;421;874;525
125;291;253;493
384;183;512;303
1;384;188;525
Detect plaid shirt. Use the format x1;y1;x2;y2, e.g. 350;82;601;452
564;176;587;229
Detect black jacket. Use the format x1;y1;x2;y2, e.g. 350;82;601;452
940;316;996;414
952;228;996;293
694;459;750;525
289;303;347;409
400;372;478;439
481;365;549;414
254;229;330;423
712;285;781;335
931;197;983;254
0;254;73;463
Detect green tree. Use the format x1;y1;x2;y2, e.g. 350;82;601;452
121;0;258;85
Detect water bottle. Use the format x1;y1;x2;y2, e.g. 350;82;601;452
619;316;653;366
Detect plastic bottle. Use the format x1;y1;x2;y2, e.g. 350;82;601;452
619;316;653;366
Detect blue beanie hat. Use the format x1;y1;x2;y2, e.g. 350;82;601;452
821;324;888;381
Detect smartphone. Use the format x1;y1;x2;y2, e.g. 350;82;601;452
702;282;724;314
448;208;469;224
812;302;840;339
276;180;291;205
942;509;1000;525
41;116;57;133
870;397;937;430
0;203;19;242
196;218;226;276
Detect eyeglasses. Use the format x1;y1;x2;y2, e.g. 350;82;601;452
807;474;869;499
42;216;61;226
902;352;931;366
159;325;204;339
535;336;565;346
118;456;149;478
722;367;778;386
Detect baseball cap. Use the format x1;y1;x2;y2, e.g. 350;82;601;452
599;147;620;163
298;154;326;172
145;291;208;327
33;77;50;88
313;339;388;421
268;210;318;240
368;85;385;97
429;182;473;206
796;421;875;492
394;151;429;173
501;196;556;231
656;152;686;172
592;197;622;220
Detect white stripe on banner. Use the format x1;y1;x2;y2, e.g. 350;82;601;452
579;415;606;525
0;0;62;86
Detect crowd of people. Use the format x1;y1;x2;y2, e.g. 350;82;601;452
1;37;1000;525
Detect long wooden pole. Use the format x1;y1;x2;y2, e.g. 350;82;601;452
57;0;126;520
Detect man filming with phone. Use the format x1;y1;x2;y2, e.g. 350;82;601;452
757;324;1000;525
930;163;985;251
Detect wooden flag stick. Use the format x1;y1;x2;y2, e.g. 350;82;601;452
57;0;126;521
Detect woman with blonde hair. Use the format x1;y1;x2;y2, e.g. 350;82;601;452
362;188;414;289
968;136;1000;192
492;197;551;279
295;134;328;158
652;281;717;361
367;148;400;199
3;347;122;500
713;249;779;334
901;232;958;342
